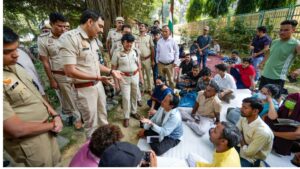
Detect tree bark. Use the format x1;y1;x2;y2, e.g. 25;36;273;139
86;0;122;41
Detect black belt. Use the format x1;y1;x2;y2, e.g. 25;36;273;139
158;60;174;65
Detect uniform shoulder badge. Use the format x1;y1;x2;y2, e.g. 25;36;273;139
39;32;50;37
109;28;116;31
3;78;12;85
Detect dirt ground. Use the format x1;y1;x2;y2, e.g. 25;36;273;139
58;94;151;167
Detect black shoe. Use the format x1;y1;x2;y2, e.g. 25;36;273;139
3;160;10;167
288;75;297;83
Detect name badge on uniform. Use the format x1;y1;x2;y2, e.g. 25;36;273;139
9;81;19;91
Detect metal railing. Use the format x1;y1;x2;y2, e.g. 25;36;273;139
174;5;300;39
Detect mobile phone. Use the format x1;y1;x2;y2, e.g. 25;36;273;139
141;151;150;167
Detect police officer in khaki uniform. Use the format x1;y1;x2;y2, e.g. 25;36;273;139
136;23;155;93
106;16;124;59
112;24;143;106
3;27;62;167
112;33;144;127
38;12;82;128
59;10;123;137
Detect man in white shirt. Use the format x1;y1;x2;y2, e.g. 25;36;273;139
156;25;179;89
236;97;274;167
213;63;237;103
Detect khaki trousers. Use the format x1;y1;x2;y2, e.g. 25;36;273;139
4;132;61;167
74;82;108;138
157;63;175;88
120;74;139;119
53;74;81;121
141;58;153;91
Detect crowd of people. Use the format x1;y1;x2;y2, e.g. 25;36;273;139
3;9;300;167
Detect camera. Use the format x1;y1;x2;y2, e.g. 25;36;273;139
141;151;150;167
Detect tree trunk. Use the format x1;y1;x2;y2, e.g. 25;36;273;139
86;0;122;42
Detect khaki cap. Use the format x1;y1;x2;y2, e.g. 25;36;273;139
204;26;209;30
116;17;125;22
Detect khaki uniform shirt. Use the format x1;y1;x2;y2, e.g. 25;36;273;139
37;31;63;71
107;28;122;55
3;65;48;122
59;26;101;84
111;48;140;73
196;91;221;118
136;33;154;58
3;65;54;164
237;117;274;163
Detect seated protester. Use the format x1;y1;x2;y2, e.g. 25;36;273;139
179;43;186;59
99;142;157;167
194;67;213;92
69;124;124;167
253;84;280;118
236;97;274;167
219;50;230;61
190;40;198;55
224;50;241;65
227;84;280;124
178;53;194;78
230;57;256;89
187;122;242;167
265;92;300;156
208;40;220;56
176;64;201;90
139;93;183;155
147;76;173;115
213;63;237;103
181;81;222;136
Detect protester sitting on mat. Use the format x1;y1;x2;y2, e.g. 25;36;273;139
190;40;198;56
181;81;221;136
187;121;241;167
213;63;236;103
224;50;241;65
226;84;279;124
69;124;124;167
178;53;194;79
236;97;274;167
139;93;183;156
194;67;213;92
264;92;300;156
147;76;173;116
230;57;256;90
208;40;220;56
176;64;201;91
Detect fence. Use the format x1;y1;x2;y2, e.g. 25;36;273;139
174;5;300;40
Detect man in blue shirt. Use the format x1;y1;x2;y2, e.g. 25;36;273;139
250;26;272;81
139;93;183;155
196;26;212;68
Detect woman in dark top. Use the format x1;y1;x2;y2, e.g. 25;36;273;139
265;92;300;155
147;76;173;116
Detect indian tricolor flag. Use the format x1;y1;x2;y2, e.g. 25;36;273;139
168;0;174;34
